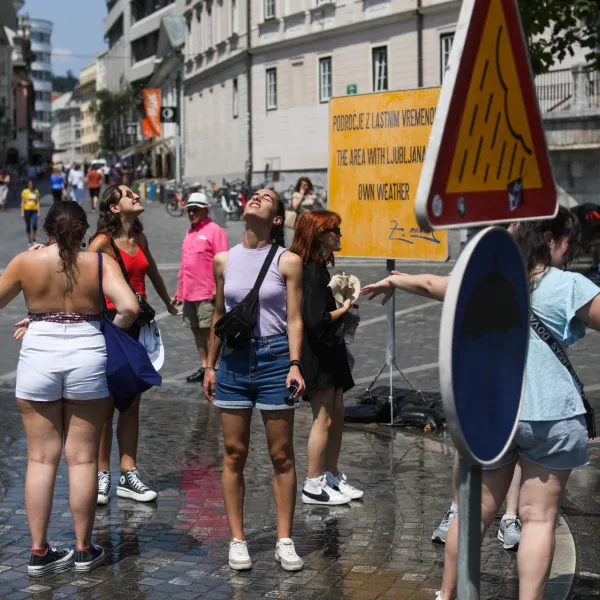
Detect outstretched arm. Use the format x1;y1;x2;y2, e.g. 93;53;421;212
361;272;449;304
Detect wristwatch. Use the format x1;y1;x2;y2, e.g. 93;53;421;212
289;360;303;374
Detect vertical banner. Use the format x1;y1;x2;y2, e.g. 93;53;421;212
143;89;162;139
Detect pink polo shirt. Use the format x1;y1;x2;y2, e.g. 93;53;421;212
177;218;229;302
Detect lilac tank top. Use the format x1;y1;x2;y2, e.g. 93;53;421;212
224;244;288;338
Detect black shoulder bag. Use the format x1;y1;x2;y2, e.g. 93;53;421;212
214;244;279;348
109;238;156;327
529;310;596;439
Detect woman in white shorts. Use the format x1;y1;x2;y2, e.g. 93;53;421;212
0;201;139;577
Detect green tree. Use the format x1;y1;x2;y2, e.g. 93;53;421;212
52;69;79;93
91;87;141;155
519;0;600;74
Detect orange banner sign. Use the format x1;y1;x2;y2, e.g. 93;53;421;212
143;88;162;139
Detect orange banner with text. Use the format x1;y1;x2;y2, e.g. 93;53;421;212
143;89;162;139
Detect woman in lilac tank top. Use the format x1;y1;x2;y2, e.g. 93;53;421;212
204;188;306;572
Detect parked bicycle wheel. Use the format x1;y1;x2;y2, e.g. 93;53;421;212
166;194;184;217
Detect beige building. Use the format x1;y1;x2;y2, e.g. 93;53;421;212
80;63;99;163
182;0;598;205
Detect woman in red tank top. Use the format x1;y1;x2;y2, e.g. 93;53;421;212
89;184;180;505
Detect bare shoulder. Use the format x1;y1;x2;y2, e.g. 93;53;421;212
279;250;302;276
138;232;150;250
88;234;111;253
214;251;229;274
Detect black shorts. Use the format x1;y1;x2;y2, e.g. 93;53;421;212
89;187;101;199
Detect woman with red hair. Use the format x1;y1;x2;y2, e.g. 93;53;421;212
290;210;363;506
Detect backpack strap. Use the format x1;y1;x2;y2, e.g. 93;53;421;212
251;244;279;294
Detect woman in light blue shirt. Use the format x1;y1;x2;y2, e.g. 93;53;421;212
361;207;600;600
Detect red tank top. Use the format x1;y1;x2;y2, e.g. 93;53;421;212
103;235;149;310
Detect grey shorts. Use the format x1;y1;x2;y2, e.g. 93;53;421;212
182;300;215;329
486;416;589;471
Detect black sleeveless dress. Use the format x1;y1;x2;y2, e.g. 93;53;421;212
301;262;354;395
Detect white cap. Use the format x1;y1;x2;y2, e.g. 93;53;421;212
186;192;210;208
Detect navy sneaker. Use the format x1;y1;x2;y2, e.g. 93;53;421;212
74;543;105;573
28;546;74;577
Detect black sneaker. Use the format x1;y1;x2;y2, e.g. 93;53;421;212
74;543;105;573
97;471;111;505
116;468;157;502
186;368;205;383
28;546;74;577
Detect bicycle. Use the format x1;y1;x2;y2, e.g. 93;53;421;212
165;180;190;217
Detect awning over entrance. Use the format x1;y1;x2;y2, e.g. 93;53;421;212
120;136;174;159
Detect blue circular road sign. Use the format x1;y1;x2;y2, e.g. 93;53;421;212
439;227;529;464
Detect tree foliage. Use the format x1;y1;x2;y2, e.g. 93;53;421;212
92;87;140;155
519;0;600;75
52;69;78;94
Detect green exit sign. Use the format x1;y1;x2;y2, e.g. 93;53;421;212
347;84;357;95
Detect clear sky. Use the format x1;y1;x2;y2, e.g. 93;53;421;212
20;0;107;77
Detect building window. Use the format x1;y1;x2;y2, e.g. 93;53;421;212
233;78;239;118
372;46;388;92
319;57;332;103
231;0;237;34
207;3;213;47
131;31;159;63
195;9;202;54
440;33;455;83
266;68;277;110
264;0;275;20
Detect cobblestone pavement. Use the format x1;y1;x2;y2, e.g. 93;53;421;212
0;194;598;598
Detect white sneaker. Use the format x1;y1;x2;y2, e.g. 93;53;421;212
326;471;364;500
229;538;252;571
302;475;350;506
275;538;304;571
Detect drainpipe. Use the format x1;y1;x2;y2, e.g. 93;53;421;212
246;0;253;186
417;0;423;87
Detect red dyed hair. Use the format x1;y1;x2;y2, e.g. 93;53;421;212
290;210;341;265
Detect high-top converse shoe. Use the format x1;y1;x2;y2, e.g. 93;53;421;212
97;471;111;505
116;468;157;502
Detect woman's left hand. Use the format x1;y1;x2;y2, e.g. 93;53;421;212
361;277;395;304
286;366;305;398
13;318;30;340
167;300;182;316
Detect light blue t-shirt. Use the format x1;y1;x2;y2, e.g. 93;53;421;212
522;268;599;421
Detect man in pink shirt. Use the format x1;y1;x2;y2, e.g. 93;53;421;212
173;193;229;383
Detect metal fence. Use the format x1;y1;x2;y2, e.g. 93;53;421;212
535;68;600;113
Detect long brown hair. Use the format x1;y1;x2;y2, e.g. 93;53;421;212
293;176;313;194
44;201;89;292
290;210;341;266
92;184;143;241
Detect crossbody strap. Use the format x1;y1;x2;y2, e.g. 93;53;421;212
108;237;133;287
529;309;596;438
97;252;107;315
251;244;279;294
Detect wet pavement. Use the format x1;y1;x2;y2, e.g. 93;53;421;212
0;196;599;598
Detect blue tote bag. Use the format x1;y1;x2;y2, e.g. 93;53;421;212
97;253;161;411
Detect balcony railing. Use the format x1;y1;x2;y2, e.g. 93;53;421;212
535;66;600;113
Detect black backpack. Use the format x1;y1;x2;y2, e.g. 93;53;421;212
214;244;279;348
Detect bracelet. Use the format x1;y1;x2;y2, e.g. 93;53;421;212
289;360;303;374
205;366;217;372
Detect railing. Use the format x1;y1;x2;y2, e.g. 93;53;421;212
535;67;600;113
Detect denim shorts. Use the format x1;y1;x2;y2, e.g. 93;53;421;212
214;333;298;411
485;415;589;471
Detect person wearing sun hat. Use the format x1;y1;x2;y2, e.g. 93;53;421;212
173;192;229;383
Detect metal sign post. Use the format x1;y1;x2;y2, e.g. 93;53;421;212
365;259;425;426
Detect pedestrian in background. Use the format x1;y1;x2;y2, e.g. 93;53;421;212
49;167;65;204
290;210;362;506
0;168;10;211
204;188;306;572
68;163;85;205
89;184;179;506
172;192;229;384
1;201;139;576
362;207;600;600
86;165;103;213
21;179;41;247
291;177;322;215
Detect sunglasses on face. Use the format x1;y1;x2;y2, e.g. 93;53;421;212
325;227;342;236
187;208;202;214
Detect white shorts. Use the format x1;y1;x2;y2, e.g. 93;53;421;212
16;321;109;401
